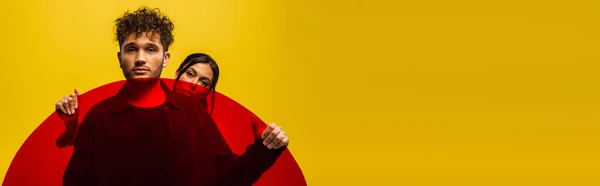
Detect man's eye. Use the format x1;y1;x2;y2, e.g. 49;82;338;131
126;47;136;52
186;72;194;77
148;47;156;52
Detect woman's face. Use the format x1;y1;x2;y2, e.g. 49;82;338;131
179;63;214;87
175;63;214;97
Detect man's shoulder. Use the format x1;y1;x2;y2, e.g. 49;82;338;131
82;95;120;119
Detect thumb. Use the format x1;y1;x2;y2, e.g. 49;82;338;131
74;88;80;109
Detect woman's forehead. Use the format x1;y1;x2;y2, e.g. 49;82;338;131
188;63;214;78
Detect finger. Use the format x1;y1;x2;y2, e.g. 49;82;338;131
263;125;281;145
74;88;80;109
69;93;78;112
56;99;69;114
56;101;67;114
261;123;276;139
74;95;79;109
67;97;76;114
274;136;289;149
70;93;79;109
65;97;74;115
66;100;72;115
269;132;287;149
62;97;71;115
263;126;282;146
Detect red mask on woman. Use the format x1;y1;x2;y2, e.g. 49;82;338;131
174;80;212;107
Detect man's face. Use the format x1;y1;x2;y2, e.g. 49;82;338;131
118;32;170;80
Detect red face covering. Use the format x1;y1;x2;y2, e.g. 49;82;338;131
173;79;212;107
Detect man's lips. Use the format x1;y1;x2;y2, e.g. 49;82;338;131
133;67;149;75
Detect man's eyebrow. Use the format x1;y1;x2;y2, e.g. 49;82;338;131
145;42;160;47
123;42;137;48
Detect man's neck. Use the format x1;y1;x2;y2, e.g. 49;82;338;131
126;78;166;108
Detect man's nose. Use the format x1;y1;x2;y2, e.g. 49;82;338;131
135;52;147;64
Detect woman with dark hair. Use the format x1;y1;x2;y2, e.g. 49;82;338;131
172;53;220;115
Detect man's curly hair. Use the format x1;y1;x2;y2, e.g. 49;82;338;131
114;7;174;51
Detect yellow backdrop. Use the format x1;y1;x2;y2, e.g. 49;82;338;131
1;0;600;185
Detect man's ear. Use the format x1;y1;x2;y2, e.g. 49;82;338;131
163;51;170;68
117;51;122;68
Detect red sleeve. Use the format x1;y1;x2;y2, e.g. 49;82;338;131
62;110;95;186
55;111;79;148
194;105;285;186
249;113;268;141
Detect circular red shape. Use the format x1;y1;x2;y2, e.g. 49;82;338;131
3;79;306;186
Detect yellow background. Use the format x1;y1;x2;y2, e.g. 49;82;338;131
1;0;600;185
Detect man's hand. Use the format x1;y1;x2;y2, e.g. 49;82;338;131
261;123;289;149
55;88;81;148
55;88;80;116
